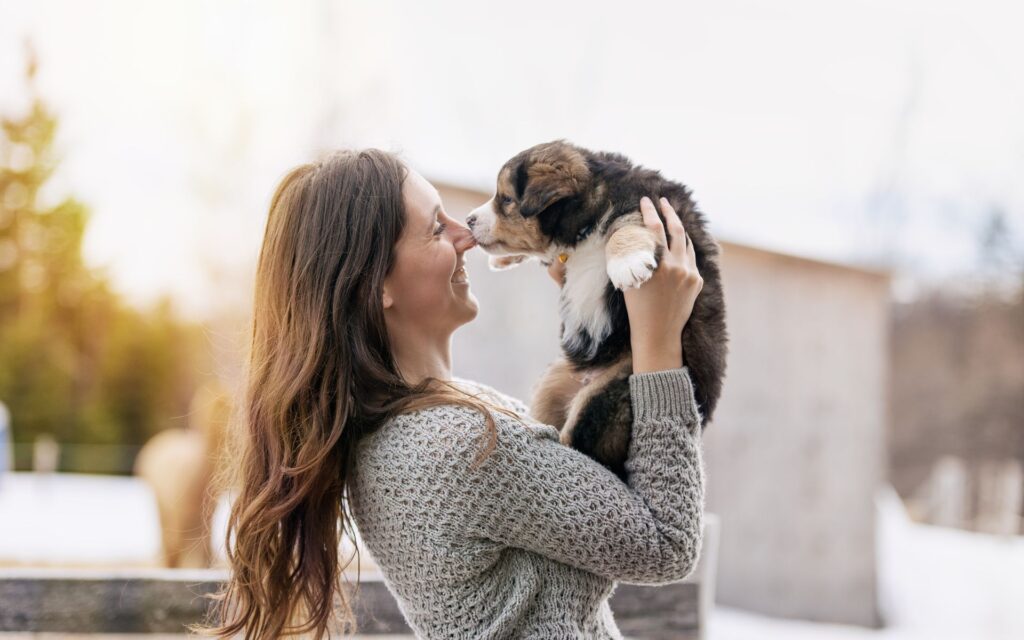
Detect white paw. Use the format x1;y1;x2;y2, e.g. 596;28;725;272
488;254;529;271
607;251;657;290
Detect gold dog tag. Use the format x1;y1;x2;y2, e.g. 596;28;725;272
558;253;569;264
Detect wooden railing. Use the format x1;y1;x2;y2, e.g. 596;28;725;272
0;516;717;639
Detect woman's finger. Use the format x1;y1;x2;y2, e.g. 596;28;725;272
639;196;668;248
684;231;702;281
682;229;699;265
658;197;687;257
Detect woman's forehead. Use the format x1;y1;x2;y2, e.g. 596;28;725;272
403;170;442;222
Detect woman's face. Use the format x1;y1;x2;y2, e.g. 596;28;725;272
382;168;479;337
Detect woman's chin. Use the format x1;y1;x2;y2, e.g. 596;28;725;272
457;291;480;324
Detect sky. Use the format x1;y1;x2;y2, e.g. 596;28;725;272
1;0;1022;319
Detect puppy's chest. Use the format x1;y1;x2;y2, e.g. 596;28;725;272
558;234;615;359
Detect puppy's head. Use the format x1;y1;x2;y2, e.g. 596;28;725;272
467;140;594;269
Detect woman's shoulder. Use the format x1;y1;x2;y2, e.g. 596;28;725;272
353;399;559;498
447;376;531;416
362;383;555;458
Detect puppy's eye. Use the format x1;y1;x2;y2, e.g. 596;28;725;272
501;195;514;207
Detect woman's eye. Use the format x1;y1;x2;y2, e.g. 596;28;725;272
434;222;448;236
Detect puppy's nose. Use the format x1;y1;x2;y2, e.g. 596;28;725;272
466;214;477;229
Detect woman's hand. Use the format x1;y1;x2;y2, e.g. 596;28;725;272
546;195;702;374
624;196;703;374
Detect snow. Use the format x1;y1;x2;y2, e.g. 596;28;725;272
709;486;1024;640
2;474;1022;639
0;472;160;566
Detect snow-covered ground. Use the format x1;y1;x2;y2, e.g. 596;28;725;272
0;472;161;566
709;486;1024;640
1;475;1021;639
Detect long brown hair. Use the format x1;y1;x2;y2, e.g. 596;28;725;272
191;149;516;639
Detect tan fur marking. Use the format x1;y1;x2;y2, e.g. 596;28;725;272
605;224;658;261
605;210;663;254
605;210;644;234
530;357;585;430
491;214;545;253
497;166;514;196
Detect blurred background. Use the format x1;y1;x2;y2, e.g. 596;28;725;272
0;1;1022;639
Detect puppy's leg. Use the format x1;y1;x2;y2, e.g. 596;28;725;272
569;375;634;480
560;355;633;447
530;356;584;431
605;214;663;291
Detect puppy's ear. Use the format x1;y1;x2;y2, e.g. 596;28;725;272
519;143;591;218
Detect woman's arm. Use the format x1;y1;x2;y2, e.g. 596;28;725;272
435;195;704;584
438;365;704;585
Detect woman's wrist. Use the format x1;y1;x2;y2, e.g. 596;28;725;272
631;342;684;374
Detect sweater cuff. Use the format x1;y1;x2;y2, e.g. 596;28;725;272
629;366;702;427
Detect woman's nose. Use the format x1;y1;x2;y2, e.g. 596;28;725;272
451;221;478;253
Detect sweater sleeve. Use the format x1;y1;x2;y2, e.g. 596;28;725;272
438;366;705;586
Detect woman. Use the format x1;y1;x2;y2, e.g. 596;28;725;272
195;149;705;639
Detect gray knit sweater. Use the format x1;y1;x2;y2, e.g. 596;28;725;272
349;366;705;639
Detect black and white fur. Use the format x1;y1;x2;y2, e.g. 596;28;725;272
467;140;728;479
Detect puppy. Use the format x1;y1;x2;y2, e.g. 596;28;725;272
467;140;728;479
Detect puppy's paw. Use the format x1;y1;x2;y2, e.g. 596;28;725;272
607;250;657;290
488;254;529;271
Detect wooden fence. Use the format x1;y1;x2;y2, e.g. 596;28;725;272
0;516;718;639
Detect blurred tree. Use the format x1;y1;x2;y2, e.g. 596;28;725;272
977;205;1024;297
0;42;208;473
889;223;1024;529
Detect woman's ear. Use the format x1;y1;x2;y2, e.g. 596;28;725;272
382;288;394;309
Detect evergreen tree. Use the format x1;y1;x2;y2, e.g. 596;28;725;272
0;43;208;473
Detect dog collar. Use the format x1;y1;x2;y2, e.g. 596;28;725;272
557;223;596;263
